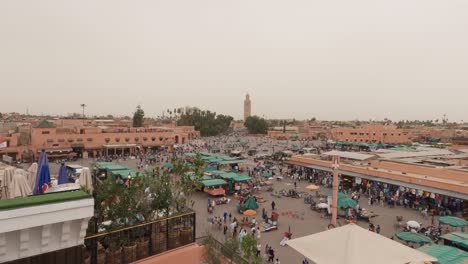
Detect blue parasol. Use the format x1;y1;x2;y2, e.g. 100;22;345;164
57;163;69;184
33;151;51;194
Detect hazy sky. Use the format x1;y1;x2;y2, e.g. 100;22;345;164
1;0;467;121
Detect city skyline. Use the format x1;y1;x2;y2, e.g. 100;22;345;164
2;89;467;123
1;0;467;121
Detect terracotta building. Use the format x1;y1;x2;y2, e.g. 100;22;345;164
268;123;328;140
0;120;200;161
287;155;468;200
330;124;410;144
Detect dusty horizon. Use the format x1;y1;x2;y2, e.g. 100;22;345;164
1;0;467;122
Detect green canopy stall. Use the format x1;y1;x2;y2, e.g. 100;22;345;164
439;216;468;228
238;196;259;213
440;232;468;251
163;162;173;169
396;232;432;245
418;245;468;264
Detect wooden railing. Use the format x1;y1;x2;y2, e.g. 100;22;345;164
84;211;196;264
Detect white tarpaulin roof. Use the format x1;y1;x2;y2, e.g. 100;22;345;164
286;224;437;264
377;149;454;159
78;167;93;192
323;150;375;161
10;169;32;198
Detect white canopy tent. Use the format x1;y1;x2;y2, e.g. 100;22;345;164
286;224;437;264
27;162;38;190
10;169;32;198
78;167;93;193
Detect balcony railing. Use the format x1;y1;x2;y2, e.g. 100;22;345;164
195;236;249;264
84;211;196;264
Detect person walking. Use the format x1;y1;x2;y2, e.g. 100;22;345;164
376;225;381;234
271;201;276;211
268;248;275;262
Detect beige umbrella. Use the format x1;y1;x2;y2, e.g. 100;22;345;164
10;169;32;198
306;184;320;191
243;209;257;216
27;163;38;190
79;167;93;192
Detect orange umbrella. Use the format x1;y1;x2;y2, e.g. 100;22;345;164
306;184;320;191
243;209;257;216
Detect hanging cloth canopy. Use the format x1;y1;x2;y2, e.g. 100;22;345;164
78;167;93;193
57;164;69;185
33;151;51;195
3;167;16;199
27;163;38;190
10;169;32;198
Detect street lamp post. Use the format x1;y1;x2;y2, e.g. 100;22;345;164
330;155;340;227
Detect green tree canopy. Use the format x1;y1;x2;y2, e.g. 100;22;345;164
241;234;261;264
132;105;145;127
177;107;233;136
245;116;268;134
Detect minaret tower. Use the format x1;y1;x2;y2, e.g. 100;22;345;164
244;93;251;121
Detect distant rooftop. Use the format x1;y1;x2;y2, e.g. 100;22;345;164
377;149;454;159
323;150;376;161
34;120;55;128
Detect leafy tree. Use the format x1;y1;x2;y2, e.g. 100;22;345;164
177;107;233;136
192;153;205;181
132;105;145;127
202;233;222;264
245;116;268;134
241;234;261;264
171;160;194;213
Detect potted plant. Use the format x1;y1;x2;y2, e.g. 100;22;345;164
136;236;149;260
122;235;137;263
83;246;91;264
97;242;107;264
106;239;122;264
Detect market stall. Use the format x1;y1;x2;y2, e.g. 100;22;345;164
200;179;227;196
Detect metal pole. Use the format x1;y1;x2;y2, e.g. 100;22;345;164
331;155;340;227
